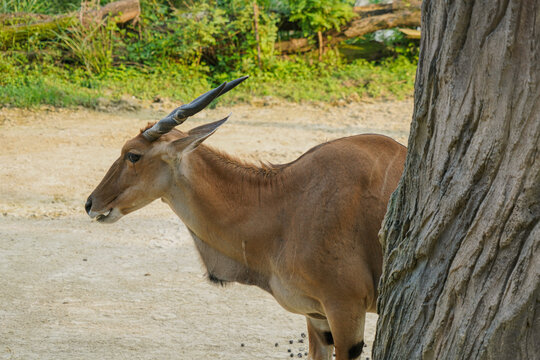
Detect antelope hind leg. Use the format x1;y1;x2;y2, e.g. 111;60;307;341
306;317;333;360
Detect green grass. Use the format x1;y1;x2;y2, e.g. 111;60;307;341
0;73;98;108
0;55;416;109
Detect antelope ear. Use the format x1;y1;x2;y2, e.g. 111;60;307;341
171;115;230;154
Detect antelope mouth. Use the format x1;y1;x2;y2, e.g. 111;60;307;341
92;207;122;224
96;209;112;222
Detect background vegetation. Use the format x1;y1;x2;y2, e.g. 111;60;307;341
0;0;419;108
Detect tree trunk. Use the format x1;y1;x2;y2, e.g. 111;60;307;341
253;1;261;69
317;30;323;61
373;1;540;359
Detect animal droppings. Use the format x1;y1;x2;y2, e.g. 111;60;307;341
240;343;244;347
289;340;294;344
288;349;292;353
275;343;279;347
298;339;304;343
304;352;308;356
297;354;302;358
290;354;294;358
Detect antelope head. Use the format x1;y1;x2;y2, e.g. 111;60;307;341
85;76;248;223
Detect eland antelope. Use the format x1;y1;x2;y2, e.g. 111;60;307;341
85;77;406;360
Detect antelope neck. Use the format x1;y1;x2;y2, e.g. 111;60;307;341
163;146;289;273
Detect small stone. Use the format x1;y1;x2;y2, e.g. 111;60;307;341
298;339;304;343
301;333;306;338
288;349;292;352
289;340;294;344
297;353;302;358
290;354;294;358
304;353;308;356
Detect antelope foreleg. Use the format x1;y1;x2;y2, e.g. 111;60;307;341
325;305;367;360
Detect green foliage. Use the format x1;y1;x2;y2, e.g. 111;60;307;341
0;0;419;108
0;0;86;14
123;0;278;72
0;55;98;107
0;50;417;108
289;0;355;34
0;0;51;13
57;18;115;75
128;0;229;65
344;29;420;63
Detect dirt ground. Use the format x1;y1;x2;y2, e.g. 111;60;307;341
0;99;413;360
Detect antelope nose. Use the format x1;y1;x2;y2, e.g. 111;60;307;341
85;197;92;215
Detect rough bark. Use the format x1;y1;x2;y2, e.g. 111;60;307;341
275;0;421;54
0;0;140;45
373;1;540;359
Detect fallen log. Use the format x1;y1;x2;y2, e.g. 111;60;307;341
275;0;421;54
0;0;140;47
0;13;53;25
398;27;421;39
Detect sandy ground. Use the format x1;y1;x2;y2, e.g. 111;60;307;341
0;99;413;360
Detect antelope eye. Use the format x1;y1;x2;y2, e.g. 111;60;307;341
126;152;141;163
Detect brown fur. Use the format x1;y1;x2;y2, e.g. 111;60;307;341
200;147;282;179
140;122;157;133
86;125;406;360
